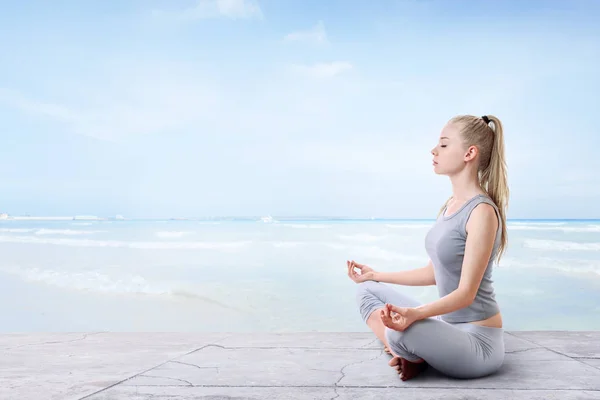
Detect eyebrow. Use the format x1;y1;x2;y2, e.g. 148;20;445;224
440;137;449;140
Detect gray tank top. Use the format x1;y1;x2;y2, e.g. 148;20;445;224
425;194;501;323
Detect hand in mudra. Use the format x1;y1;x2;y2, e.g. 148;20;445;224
380;303;419;332
347;260;376;283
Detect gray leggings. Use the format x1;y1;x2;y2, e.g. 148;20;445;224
356;281;505;379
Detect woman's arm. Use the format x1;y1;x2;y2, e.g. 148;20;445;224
372;260;436;286
413;203;498;320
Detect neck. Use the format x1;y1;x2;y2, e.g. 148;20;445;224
449;168;484;201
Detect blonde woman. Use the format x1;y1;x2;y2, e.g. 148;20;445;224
348;115;509;381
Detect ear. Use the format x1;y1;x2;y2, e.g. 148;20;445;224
464;145;478;162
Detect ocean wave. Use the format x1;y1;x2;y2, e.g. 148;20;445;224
385;224;432;229
508;224;600;233
509;222;567;226
523;239;600;251
338;234;387;242
324;243;349;250
155;231;194;238
500;257;600;277
0;265;243;309
0;228;32;233
351;245;428;262
0;235;251;251
271;241;305;248
0;228;105;235
278;224;331;229
34;229;105;235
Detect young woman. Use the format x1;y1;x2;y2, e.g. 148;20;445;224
347;114;509;381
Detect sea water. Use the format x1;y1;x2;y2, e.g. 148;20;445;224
1;218;599;332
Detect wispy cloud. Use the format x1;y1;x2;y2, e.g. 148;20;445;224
0;62;220;141
284;21;327;44
289;62;353;78
0;89;82;126
153;0;263;21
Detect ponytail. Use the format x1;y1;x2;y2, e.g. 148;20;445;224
479;115;509;263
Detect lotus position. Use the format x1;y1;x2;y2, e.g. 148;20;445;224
348;114;509;381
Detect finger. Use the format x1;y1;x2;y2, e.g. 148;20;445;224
385;303;394;314
390;305;406;315
381;309;391;322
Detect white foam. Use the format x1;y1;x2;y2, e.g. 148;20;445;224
509;221;567;226
0;265;244;309
353;245;428;263
271;241;304;248
385;224;432;229
34;229;105;235
0;235;251;251
0;228;32;233
508;224;600;233
2;266;163;294
523;239;600;251
501;257;600;277
155;231;194;238
338;234;386;242
324;243;349;250
279;224;331;229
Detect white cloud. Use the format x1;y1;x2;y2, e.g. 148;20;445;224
153;0;263;20
0;89;82;126
290;62;353;78
0;63;220;141
284;21;327;44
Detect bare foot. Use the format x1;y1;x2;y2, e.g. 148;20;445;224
388;356;402;373
388;356;427;381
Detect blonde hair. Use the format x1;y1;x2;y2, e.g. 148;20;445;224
438;114;509;263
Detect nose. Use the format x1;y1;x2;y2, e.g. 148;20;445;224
431;146;438;156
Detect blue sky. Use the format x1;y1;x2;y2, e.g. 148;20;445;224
0;0;598;218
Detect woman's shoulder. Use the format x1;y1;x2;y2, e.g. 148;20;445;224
465;198;500;234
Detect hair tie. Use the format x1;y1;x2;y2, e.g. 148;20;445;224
481;115;490;124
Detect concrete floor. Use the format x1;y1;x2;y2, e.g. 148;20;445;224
2;331;600;399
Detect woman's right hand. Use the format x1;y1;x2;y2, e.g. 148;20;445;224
347;260;376;283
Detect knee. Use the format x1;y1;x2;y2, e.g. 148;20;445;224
384;327;405;354
385;325;423;359
355;281;380;300
355;281;384;323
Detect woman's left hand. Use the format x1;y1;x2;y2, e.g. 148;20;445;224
380;303;420;332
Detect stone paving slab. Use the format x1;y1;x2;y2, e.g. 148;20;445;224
86;386;600;400
510;331;600;358
0;332;228;400
2;332;599;400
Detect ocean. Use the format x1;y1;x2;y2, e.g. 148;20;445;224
1;218;599;332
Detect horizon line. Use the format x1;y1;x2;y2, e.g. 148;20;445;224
1;215;600;222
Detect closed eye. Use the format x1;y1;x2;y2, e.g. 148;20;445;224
441;145;447;148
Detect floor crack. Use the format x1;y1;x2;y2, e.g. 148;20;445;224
505;348;541;354
3;332;105;351
331;348;385;400
138;374;193;386
360;337;381;349
78;334;231;400
506;332;597;369
169;360;220;374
